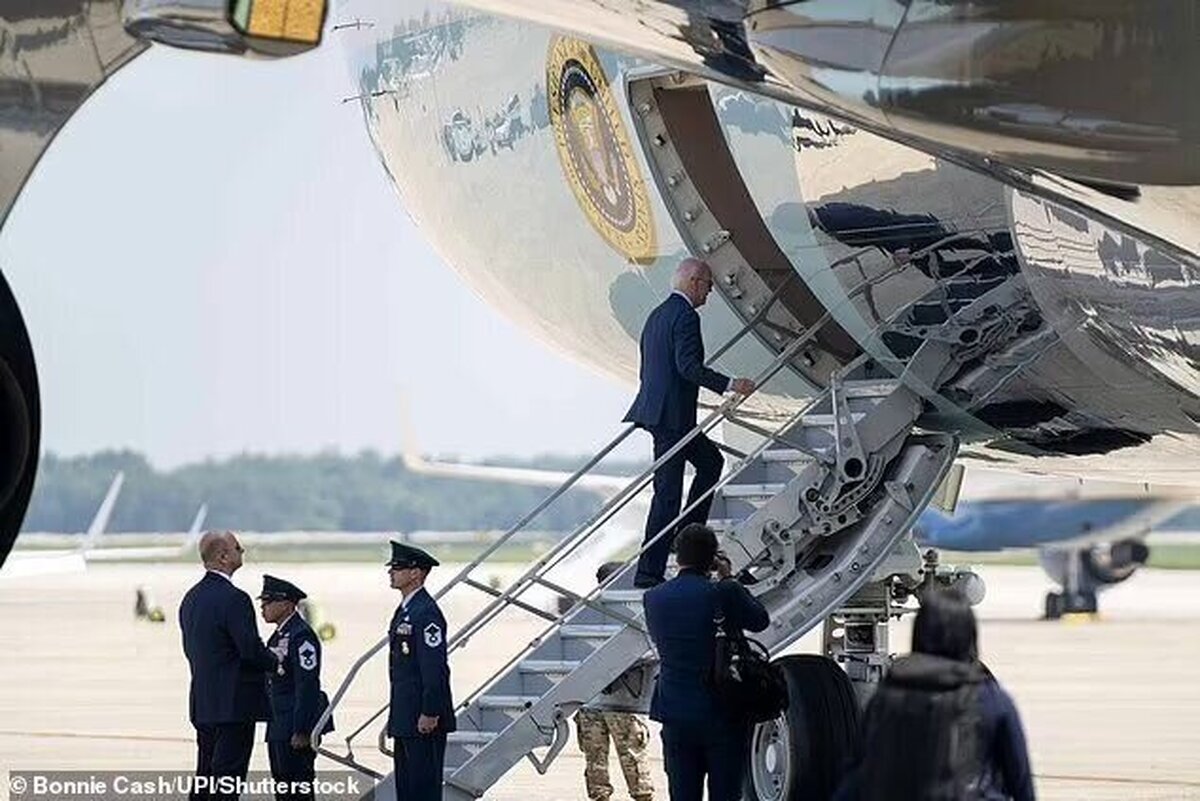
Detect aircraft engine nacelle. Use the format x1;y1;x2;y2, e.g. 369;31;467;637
1038;538;1150;592
1081;539;1151;586
124;0;327;57
0;273;40;569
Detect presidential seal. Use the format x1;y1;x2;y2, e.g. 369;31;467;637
547;38;656;264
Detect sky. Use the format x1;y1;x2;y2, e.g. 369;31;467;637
0;43;642;468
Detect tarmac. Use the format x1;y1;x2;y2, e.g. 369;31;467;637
1;562;1198;800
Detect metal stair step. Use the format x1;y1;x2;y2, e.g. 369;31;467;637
801;412;864;427
598;590;646;604
519;660;582;675
559;624;623;639
721;483;787;498
842;380;900;398
448;731;499;745
759;449;817;463
476;695;541;710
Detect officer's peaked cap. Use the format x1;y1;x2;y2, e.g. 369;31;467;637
386;540;439;570
258;574;306;601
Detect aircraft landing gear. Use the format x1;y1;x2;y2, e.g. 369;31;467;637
745;655;860;801
1044;589;1098;620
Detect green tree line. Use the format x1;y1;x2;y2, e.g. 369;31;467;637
24;451;644;534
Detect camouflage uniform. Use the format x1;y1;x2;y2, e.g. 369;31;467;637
575;708;654;801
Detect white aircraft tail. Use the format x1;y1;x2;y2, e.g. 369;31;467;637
80;472;124;553
182;503;208;552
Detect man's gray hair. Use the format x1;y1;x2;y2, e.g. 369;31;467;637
198;530;234;567
672;257;710;291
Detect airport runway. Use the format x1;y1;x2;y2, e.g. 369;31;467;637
2;562;1198;800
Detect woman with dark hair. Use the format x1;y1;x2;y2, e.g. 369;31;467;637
835;588;1035;801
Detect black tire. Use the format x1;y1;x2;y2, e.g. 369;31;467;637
745;655;860;801
1044;592;1064;620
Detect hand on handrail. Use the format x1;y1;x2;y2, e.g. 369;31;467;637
730;377;756;396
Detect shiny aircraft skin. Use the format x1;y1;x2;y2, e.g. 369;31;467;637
332;0;1200;485
0;0;145;566
2;0;1200;570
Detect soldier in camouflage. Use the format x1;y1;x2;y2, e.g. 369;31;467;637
575;562;655;801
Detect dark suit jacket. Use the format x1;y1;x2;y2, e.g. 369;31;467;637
644;569;769;726
387;587;456;737
624;293;731;431
265;612;334;742
179;571;276;725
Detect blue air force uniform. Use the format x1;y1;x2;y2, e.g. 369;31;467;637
259;576;334;801
386;542;456;801
180;570;277;800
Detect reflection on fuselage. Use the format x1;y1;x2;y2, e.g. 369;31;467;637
338;0;1200;484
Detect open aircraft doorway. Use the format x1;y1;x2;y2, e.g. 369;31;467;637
625;69;858;397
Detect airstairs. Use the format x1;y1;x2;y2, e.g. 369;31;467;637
309;227;1005;799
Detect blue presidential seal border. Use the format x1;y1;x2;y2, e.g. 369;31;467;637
547;37;656;265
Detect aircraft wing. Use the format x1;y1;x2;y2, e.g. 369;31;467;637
401;448;634;494
399;397;636;494
0;551;88;579
399;406;647;599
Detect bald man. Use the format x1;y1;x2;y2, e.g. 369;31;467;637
180;531;279;800
624;259;755;588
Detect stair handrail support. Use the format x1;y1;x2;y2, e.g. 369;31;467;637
313;233;941;767
311;276;815;762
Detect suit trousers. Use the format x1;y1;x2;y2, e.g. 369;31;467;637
267;740;316;801
660;723;749;801
635;428;724;585
191;722;256;801
393;733;448;801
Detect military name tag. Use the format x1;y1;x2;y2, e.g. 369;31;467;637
396;623;412;636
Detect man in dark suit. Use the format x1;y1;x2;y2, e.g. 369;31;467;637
643;524;769;801
258;575;334;801
386;541;456;801
625;258;756;588
179;530;279;800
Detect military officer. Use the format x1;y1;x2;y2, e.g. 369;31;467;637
258;575;333;801
386;541;456;801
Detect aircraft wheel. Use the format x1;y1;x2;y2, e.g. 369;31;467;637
745;655;859;801
1044;592;1064;620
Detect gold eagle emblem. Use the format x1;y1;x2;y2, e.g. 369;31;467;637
547;37;656;264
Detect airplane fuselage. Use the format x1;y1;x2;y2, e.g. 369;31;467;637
337;0;1200;486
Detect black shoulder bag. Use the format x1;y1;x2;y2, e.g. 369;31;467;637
709;583;788;724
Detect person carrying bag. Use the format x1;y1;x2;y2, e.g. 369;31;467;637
710;581;788;725
644;524;772;801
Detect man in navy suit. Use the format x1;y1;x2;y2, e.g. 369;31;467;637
386;541;456;801
179;531;279;800
625;258;755;588
643;524;769;801
258;575;334;801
